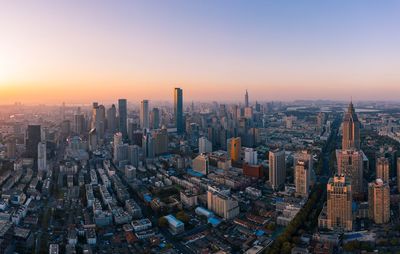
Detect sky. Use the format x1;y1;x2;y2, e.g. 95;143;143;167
1;0;400;104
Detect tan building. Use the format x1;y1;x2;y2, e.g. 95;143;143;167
342;101;360;150
269;149;286;190
368;178;390;224
327;175;353;232
398;158;400;193
192;154;209;175
153;127;168;155
227;137;241;162
336;149;364;197
295;159;310;198
207;186;239;220
376;157;390;183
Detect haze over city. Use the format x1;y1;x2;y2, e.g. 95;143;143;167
2;2;400;254
1;0;400;104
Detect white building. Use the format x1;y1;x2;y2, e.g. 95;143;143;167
199;137;212;154
37;142;47;171
244;148;257;165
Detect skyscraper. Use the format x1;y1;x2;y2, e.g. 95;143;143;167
140;100;150;130
227;137;241;162
245;89;249;107
150;107;160;129
327;175;353;231
38;142;47;171
269;149;286;190
342;101;360;150
376;157;390;183
73;113;85;135
397;158;400;193
193;154;209;175
118;99;128;138
336;149;364;196
199;137;212;154
26;125;41;159
174;88;184;134
295;159;310;198
368;179;390;224
107;104;117;134
244;148;258;165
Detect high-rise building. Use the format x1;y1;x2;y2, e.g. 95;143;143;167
269;149;286;190
118;99;128;138
26;125;41;159
198;137;212;154
142;131;154;159
295;159;311;198
244;148;257;165
150;108;160;129
327;175;352;231
37;142;47;171
6;137;16;159
245;89;249;107
376;157;390;183
227;137;241;162
294;150;313;173
153;127;168;155
336;149;364;197
368;179;390;224
113;132;123;163
192;154;209;175
128;145;140;168
140;100;150;130
342;101;360;150
207;186;239;220
174;88;184;134
88;128;98;151
73;113;85;135
397;158;400;193
107;104;117;134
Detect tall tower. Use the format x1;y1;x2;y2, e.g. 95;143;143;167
227;137;241;162
174;88;184;134
376;157;390;183
269;149;286;190
245;89;249;107
107;104;117;134
140;100;150;130
118;99;128;138
295;159;310;198
150;108;160;129
38;142;47;171
327;175;353;232
368;179;390;224
26;125;41;159
342;101;360;150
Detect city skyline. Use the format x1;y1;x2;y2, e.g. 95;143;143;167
1;0;400;103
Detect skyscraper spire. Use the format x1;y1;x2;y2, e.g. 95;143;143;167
342;100;360;150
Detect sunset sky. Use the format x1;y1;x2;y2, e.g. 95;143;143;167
1;0;400;104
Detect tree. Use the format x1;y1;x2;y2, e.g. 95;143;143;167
176;211;190;224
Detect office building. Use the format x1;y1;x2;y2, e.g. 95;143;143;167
153;127;168;155
376;157;390;183
368;179;390;224
295;159;310;198
227;137;241;162
398;158;400;193
174;88;184;134
107;104;117;134
37;142;47;171
128;145;140;168
118;99;128;138
244;148;257;165
327;175;352;231
73;113;85;135
26;125;41;159
142;131;154;159
207;186;239;220
150;108;160;129
140;100;150;130
336;149;364;197
245;89;249;107
192;154;209;175
269;149;286;190
342;101;360;150
199;137;212;154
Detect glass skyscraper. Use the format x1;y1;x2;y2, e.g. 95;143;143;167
174;88;183;134
118;99;128;139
